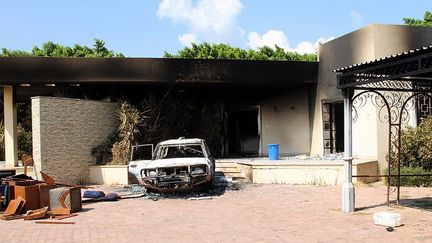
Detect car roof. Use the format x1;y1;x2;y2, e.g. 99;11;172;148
158;138;204;146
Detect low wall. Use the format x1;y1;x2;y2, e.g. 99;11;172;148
32;97;117;184
236;159;378;186
89;165;129;185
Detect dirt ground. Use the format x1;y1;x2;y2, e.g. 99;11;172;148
1;182;432;243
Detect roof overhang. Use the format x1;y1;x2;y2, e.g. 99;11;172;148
334;46;432;92
0;57;318;86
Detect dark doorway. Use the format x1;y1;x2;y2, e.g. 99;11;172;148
227;108;260;156
322;102;344;155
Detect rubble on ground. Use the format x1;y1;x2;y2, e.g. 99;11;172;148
1;166;248;225
92;175;248;202
0;171;85;224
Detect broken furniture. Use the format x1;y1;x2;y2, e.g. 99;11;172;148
40;171;55;185
1;196;26;220
4;197;25;216
0;185;7;210
21;154;34;176
51;213;78;220
38;183;57;208
35;221;75;225
0;169;16;180
0;169;16;210
0;171;83;223
0;214;24;221
23;206;49;220
49;187;82;213
15;184;40;212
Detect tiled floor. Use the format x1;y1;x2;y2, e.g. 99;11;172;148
1;183;432;242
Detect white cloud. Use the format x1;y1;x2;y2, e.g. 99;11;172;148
247;30;334;54
248;30;290;50
157;0;243;46
178;33;198;46
350;11;363;28
295;41;316;55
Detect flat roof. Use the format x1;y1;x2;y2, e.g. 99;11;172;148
0;57;318;86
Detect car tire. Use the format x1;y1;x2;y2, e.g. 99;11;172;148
204;174;216;190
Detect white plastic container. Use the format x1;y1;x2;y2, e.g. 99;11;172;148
373;212;402;227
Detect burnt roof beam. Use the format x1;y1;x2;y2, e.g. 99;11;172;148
0;57;318;86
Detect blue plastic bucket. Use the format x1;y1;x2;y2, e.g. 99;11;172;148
268;144;279;160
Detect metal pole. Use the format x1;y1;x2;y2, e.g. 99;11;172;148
397;122;401;206
342;89;355;212
387;125;393;207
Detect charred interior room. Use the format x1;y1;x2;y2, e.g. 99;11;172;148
0;57;318;159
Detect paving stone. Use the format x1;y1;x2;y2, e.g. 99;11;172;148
1;183;432;242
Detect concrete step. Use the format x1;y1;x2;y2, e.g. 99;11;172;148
216;167;241;173
215;171;246;180
215;162;238;168
224;175;246;180
215;161;247;181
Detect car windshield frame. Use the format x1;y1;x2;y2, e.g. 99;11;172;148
153;142;208;160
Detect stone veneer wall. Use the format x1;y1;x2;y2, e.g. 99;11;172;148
32;97;117;184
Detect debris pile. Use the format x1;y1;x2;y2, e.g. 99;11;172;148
1;167;247;225
136;175;246;201
0;171;85;224
0;171;150;224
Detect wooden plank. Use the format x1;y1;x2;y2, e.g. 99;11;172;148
35;221;75;225
23;206;49;220
40;171;56;185
39;171;92;189
8;180;40;186
15;185;39;211
38;184;57;208
51;207;70;215
1;214;24;221
4;197;25;215
54;213;78;220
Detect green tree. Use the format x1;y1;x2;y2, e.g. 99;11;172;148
164;42;316;61
403;11;432;27
0;39;124;160
1;39;124;57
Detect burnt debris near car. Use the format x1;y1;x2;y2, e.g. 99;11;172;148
129;138;215;192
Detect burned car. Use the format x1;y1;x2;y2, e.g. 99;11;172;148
128;138;215;191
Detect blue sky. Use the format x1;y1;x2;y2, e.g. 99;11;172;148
0;0;431;57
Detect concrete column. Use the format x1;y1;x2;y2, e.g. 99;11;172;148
3;85;18;167
342;89;355;212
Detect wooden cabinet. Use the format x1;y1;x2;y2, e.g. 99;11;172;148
14;185;40;212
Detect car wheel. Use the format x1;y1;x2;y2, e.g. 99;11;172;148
204;174;215;190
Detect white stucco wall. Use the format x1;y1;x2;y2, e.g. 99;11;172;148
312;24;432;170
260;87;311;156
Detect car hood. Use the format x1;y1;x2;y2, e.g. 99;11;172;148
142;157;211;169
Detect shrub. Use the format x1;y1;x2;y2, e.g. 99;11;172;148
384;166;432;187
17;123;32;158
92;94;226;165
397;116;432;170
110;102;142;165
0;121;32;160
91;133;117;164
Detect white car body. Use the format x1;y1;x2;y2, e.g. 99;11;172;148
128;138;215;191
